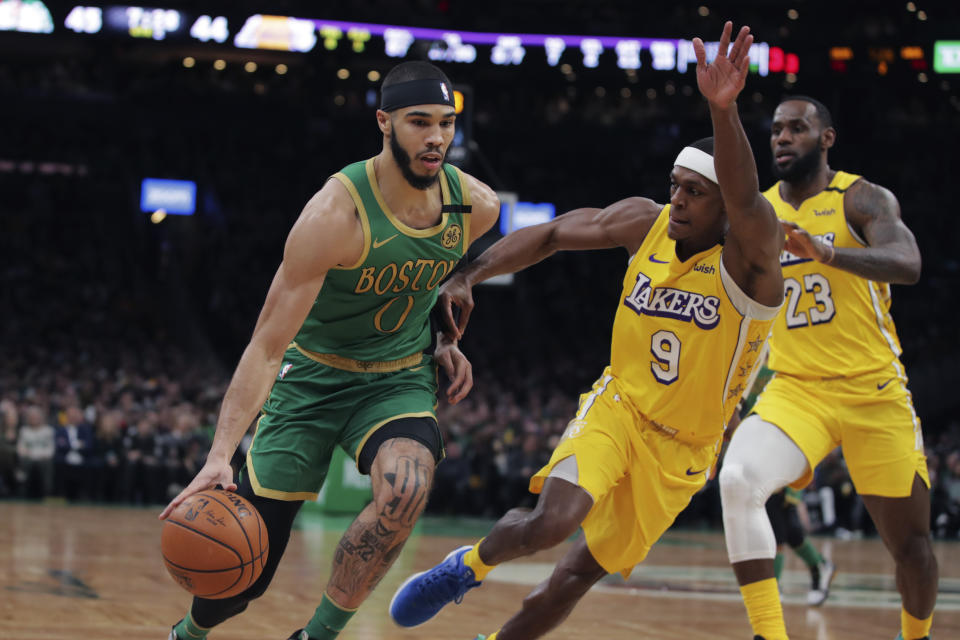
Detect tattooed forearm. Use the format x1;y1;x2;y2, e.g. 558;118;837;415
829;245;920;284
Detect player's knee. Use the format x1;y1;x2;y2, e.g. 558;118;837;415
193;598;249;627
243;580;271;601
524;509;580;549
786;529;804;549
719;462;768;510
891;532;935;568
372;447;435;529
237;567;285;602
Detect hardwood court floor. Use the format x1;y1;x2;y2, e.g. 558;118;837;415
1;502;958;639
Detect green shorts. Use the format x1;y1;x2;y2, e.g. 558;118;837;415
245;345;440;501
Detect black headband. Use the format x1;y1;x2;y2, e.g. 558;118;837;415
380;78;455;112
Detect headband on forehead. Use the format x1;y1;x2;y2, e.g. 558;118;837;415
380;78;455;112
674;146;718;184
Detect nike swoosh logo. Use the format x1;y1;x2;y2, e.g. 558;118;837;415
685;467;707;476
648;254;670;264
877;378;895;390
373;234;398;249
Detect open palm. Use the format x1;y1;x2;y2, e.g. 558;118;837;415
694;22;754;109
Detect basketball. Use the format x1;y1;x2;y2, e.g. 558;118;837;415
161;489;269;599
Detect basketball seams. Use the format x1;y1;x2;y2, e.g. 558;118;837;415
200;492;258;569
164;519;245;563
162;554;245;573
162;547;268;571
162;490;268;599
191;490;265;591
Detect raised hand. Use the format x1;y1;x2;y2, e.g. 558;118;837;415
693;21;754;109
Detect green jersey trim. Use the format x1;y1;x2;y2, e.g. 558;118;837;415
365;158;452;238
291;341;423;372
329;171;372;270
246;415;322;501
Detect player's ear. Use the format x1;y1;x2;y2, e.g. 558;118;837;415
376;109;392;136
821;127;836;151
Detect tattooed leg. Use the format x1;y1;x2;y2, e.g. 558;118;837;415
325;438;434;608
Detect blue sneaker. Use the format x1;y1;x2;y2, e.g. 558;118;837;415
389;545;481;627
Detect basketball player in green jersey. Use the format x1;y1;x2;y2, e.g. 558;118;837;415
158;61;500;640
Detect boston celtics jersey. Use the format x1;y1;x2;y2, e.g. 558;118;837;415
294;158;471;362
609;206;780;444
764;171;903;378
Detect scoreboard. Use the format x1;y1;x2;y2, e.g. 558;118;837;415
1;1;804;77
63;5;228;42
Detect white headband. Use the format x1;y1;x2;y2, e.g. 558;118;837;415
674;146;718;184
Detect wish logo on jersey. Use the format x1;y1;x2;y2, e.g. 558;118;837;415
781;232;836;267
622;271;720;329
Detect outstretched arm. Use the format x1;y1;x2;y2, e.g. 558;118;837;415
462;197;659;283
159;180;360;518
438;197;662;338
782;179;921;284
694;22;783;307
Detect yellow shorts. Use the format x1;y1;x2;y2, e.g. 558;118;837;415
752;361;928;498
529;372;717;577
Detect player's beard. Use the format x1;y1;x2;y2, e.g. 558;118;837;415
390;133;443;190
771;139;822;183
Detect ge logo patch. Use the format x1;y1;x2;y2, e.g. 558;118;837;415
442;224;462;249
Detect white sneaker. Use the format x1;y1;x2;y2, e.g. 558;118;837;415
807;559;836;606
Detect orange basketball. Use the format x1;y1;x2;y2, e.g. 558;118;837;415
161;489;269;599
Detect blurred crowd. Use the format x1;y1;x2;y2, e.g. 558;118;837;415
4;325;960;540
0;309;226;504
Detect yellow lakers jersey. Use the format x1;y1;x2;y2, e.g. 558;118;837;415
763;171;903;378
609;206;780;445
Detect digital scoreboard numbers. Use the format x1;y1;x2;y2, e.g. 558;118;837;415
189;14;227;43
53;9;799;77
104;5;182;39
64;5;101;33
64;5;227;42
